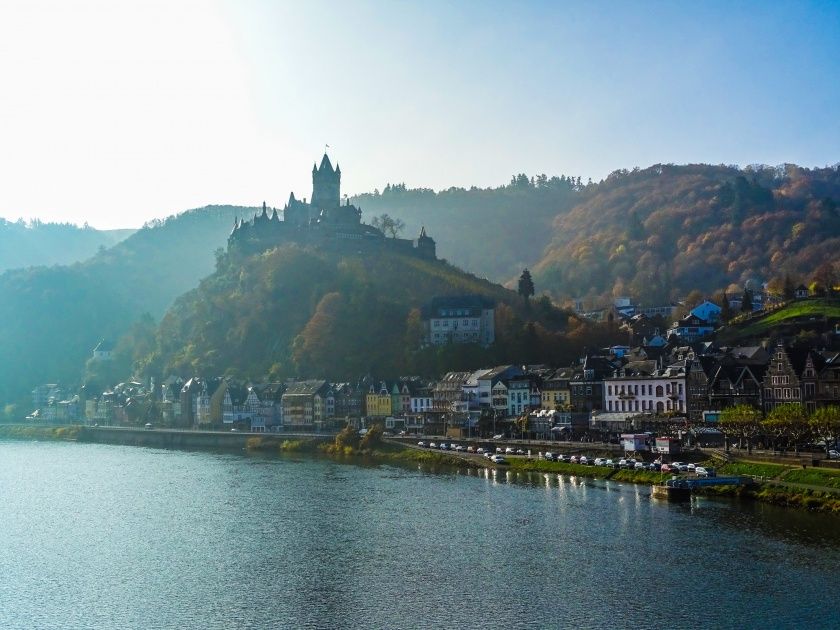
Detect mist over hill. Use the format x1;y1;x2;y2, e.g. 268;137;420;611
0;205;252;414
350;174;581;282
0;219;133;273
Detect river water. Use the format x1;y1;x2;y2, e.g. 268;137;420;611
0;441;838;630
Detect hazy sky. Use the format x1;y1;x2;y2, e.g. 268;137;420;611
1;0;838;229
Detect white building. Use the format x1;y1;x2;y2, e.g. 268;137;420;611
422;295;495;347
603;366;687;415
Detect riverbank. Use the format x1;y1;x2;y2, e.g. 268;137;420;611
4;424;839;513
0;424;82;441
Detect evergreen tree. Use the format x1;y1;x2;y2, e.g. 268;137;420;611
783;274;796;300
740;288;753;313
518;268;535;301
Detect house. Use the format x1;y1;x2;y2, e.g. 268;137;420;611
92;340;114;362
690;300;722;324
475;365;522;409
817;352;840;407
506;373;541;416
421;295;495;347
762;343;822;413
333;382;363;419
189;378;227;427
540;368;572;411
666;314;716;342
366;381;393;418
570;355;620;414
282;379;330;429
603;364;687;415
795;284;810;299
432;371;470;414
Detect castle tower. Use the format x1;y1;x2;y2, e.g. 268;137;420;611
311;153;340;210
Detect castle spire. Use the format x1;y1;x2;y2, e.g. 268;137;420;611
319;153;334;172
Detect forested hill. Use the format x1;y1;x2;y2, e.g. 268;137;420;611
148;245;595;383
0;219;133;272
0;205;253;415
350;174;582;282
532;163;840;303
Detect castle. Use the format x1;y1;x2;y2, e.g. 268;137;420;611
228;154;436;259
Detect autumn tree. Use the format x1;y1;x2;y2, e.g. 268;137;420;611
764;403;810;454
719;404;762;453
810;406;840;456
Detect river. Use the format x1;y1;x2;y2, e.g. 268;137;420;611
1;440;838;629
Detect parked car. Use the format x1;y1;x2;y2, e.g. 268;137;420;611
605;459;614;468
594;458;606;466
505;447;515;454
579;456;589;465
634;462;646;470
696;466;716;477
686;463;696;472
660;463;674;473
477;447;486;454
429;442;437;449
417;441;426;447
493;434;504;440
466;446;475;453
439;443;448;450
569;455;579;464
543;452;555;461
829;449;840;459
490;454;508;464
516;448;525;455
455;445;465;452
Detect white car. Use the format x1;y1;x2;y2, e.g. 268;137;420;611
493;434;504;440
490;454;508;464
579;456;589;465
466;446;475;453
594;458;606;466
829;449;840;459
455;445;465;452
477;447;485;454
429;442;437;449
505;447;515;454
417;441;426;447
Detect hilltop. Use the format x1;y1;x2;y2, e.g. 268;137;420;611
350;174;580;283
0;219;133;273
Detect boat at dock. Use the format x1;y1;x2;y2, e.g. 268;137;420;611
652;476;751;501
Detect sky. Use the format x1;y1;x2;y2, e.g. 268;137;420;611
0;0;838;229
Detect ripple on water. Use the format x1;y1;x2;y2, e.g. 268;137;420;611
0;440;838;630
